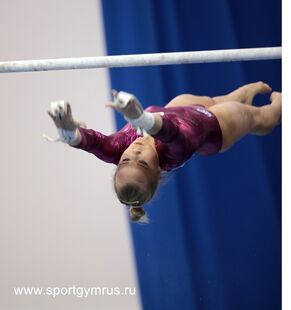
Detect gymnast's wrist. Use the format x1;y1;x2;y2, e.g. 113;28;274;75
124;111;155;131
68;128;82;146
59;128;82;146
147;113;163;135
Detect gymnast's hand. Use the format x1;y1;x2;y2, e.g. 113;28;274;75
46;101;85;145
106;90;162;136
105;90;144;119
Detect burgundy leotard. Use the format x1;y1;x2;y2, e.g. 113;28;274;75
73;105;223;171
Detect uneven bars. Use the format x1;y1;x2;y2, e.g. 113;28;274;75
0;47;281;73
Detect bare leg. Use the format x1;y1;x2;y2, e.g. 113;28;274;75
165;82;272;109
250;91;281;135
212;81;272;105
209;92;281;152
165;94;216;109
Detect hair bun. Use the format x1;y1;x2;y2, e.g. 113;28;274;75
129;207;148;224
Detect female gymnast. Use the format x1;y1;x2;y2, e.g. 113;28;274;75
47;82;281;223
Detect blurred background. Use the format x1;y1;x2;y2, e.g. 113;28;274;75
0;0;281;309
0;0;140;309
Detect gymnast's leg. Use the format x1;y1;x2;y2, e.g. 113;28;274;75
165;81;272;109
212;81;272;105
209;91;281;152
165;93;216;108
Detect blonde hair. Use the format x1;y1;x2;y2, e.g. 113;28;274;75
114;169;160;223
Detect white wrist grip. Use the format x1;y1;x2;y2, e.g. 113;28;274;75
57;128;78;143
125;111;155;131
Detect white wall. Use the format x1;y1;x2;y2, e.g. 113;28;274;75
0;1;140;309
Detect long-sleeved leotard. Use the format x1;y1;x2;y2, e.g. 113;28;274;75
73;104;223;171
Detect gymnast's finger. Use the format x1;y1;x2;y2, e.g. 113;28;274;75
47;110;54;119
105;101;124;114
57;104;65;119
47;110;60;127
66;102;72;118
105;101;117;110
48;110;58;123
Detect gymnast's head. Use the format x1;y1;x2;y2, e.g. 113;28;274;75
114;137;161;223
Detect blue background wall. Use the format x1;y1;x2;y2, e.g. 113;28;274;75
101;1;281;309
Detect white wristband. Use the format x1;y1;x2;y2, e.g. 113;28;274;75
125;112;155;131
57;128;78;143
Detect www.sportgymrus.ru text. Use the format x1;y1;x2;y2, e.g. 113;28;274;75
13;286;136;298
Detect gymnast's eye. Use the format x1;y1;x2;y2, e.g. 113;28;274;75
122;158;130;162
138;160;149;167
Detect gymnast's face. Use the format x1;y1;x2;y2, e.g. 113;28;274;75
115;137;160;188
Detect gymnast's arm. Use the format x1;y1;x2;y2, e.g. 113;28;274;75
69;127;124;164
147;112;182;144
69;114;163;143
47;101;122;164
107;91;165;136
108;90;183;143
146;114;163;135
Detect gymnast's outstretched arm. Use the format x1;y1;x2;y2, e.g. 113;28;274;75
47;101;125;164
106;90;163;135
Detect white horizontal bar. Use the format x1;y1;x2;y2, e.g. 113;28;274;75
0;47;281;73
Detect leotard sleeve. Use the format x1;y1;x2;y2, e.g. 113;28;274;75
72;127;126;165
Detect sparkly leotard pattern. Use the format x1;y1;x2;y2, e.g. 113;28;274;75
73;105;223;171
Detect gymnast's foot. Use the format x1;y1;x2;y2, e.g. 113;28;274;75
230;81;272;105
270;91;282;125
